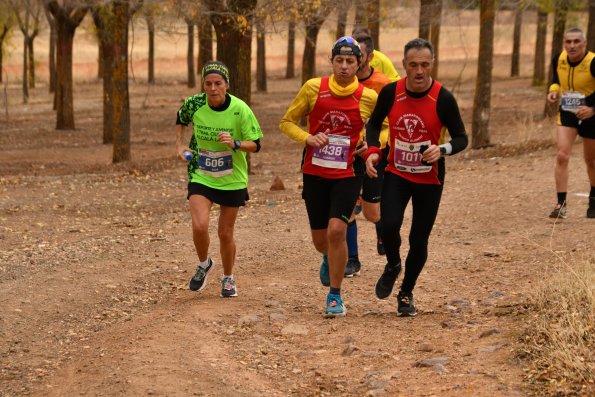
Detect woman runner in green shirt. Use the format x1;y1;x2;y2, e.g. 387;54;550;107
175;61;263;298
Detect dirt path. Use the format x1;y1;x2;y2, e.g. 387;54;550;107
1;76;593;397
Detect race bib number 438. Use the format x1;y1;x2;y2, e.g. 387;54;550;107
312;134;350;169
197;149;233;177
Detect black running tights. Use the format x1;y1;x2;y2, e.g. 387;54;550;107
380;172;443;295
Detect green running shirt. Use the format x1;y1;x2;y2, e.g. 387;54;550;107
178;93;263;190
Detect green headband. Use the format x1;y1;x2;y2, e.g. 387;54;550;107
202;62;229;83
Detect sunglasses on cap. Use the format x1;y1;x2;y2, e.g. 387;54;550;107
332;36;362;57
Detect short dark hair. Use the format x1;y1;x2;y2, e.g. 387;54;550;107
404;38;435;60
352;33;374;54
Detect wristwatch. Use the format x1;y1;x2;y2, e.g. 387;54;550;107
233;140;241;151
439;146;447;156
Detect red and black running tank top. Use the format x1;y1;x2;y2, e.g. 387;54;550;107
303;77;365;179
386;78;444;185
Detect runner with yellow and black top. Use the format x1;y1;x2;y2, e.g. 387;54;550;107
546;27;595;219
279;36;378;318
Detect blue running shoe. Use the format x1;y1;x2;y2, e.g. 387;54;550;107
319;255;330;287
324;293;347;318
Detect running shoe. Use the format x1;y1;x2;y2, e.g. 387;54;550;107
587;199;595;219
549;203;567;219
344;257;361;277
324;293;347;318
397;291;417;317
319;255;330;287
377;238;385;256
189;258;214;291
220;275;238;298
374;262;401;299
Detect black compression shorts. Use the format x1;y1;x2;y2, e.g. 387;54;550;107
362;146;389;203
559;110;595;139
302;174;362;229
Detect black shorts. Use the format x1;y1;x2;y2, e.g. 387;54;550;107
188;183;249;207
559;110;595;139
302;173;362;229
362;146;389;203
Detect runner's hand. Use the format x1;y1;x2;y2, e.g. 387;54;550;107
218;131;234;148
421;144;441;164
306;132;329;148
546;91;559;104
366;153;380;178
354;141;367;156
576;105;595;121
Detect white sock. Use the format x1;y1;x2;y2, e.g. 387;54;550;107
199;258;210;269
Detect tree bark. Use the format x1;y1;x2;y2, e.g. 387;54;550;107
335;0;350;40
354;3;367;27
419;0;432;40
429;0;442;79
112;1;131;163
197;12;212;75
147;15;154;84
471;0;495;149
22;30;29;103
47;1;88;130
92;7;115;144
588;0;595;53
0;26;9;83
206;0;257;105
302;20;324;85
256;14;266;92
510;6;522;77
545;1;568;118
285;15;295;79
532;10;547;86
186;20;196;88
27;34;36;88
367;0;380;50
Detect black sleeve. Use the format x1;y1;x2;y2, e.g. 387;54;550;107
588;58;595;107
366;82;397;148
437;88;468;155
551;53;561;86
176;111;188;126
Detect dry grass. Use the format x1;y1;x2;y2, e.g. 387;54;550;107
518;255;595;396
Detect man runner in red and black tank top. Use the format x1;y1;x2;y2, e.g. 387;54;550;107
364;38;468;317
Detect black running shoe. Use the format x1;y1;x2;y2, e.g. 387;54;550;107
374;262;401;299
587;199;595;219
189;258;214;291
344;257;361;277
377;238;385;256
397;291;417;317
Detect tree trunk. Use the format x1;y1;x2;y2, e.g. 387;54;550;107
48;1;88;130
471;0;495;149
588;0;595;53
256;14;266;92
207;0;257;105
335;0;350;39
532;10;547;86
285;15;295;79
429;0;442;79
510;6;522;77
367;0;380;50
112;1;131;163
48;21;56;92
354;4;367;27
147;15;154;84
27;35;36;88
302;21;323;85
545;1;568;118
186;20;196;88
419;0;432;40
22;33;29;103
0;26;8;83
92;7;115;144
198;13;212;75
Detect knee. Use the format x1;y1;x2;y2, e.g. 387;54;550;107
192;219;209;236
218;227;235;244
556;150;570;165
327;224;346;245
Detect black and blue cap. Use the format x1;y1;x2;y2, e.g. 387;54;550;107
332;36;362;59
202;60;229;83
